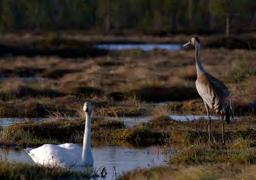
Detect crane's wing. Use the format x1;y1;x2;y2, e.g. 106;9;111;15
206;73;229;95
196;73;230;112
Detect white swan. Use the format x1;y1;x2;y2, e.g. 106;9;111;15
25;101;93;171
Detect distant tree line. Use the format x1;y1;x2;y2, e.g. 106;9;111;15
0;0;255;36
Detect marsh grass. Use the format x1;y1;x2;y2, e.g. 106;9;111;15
95;96;146;117
150;105;170;118
0;48;254;116
126;125;170;145
171;143;256;165
0;162;88;179
1;35;256;179
1;113;255;147
96;106;145;117
0;96;80;117
229;60;256;83
0;85;63;100
0;118;168;146
121;163;253;180
1;116;256;179
42;68;81;79
121;165;222;180
0;36;109;58
0;67;45;78
122;133;256;180
132;85;199;102
63;86;104;97
207;36;256;49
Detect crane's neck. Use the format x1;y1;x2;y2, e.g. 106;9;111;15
82;112;93;166
194;43;205;76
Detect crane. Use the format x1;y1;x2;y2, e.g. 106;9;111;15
183;36;234;144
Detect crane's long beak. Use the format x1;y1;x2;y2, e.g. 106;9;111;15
183;41;191;48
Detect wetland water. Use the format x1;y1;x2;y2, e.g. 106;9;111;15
105;115;219;128
0;145;171;179
0;115;220;128
95;43;181;51
0;115;223;178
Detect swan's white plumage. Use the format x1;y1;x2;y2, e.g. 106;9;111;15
25;102;94;170
25;143;84;168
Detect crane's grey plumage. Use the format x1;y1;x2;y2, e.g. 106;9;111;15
183;36;234;144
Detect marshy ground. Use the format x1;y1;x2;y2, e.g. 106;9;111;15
0;41;255;117
0;34;255;179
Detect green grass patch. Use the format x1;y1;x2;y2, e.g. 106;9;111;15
0;118;168;146
0;162;88;179
229;60;256;83
172;139;256;165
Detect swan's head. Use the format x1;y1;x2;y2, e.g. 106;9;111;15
83;101;93;115
183;36;200;48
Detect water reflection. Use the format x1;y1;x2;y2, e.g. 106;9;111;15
0;147;32;164
96;43;181;51
0;145;171;179
0;118;48;128
104;115;219;128
0;117;78;128
0;114;220;129
103;116;150;128
169;115;219;121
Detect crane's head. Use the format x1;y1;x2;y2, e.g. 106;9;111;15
83;101;93;114
183;36;200;48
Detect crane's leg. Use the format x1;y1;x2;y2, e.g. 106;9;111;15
204;102;211;144
208;116;212;144
221;115;225;145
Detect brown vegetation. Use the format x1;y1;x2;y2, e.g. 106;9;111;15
0;44;254;117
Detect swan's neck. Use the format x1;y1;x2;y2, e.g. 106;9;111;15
82;112;93;165
195;43;205;77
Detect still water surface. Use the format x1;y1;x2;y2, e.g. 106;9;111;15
0;145;171;179
0;114;220;128
96;43;181;51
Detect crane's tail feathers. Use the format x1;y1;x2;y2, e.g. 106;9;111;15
225;106;233;124
231;107;234;120
225;113;230;124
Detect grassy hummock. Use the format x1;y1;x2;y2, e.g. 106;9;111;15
0;118;169;146
0;162;89;180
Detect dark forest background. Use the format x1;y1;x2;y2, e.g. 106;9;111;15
0;0;255;36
